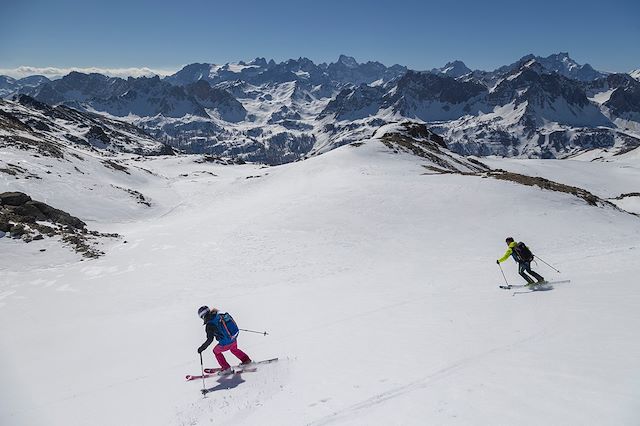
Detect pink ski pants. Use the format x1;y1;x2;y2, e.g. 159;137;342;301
213;341;251;369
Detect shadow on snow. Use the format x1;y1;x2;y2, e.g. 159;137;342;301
202;372;249;394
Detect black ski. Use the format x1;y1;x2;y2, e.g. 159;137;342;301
499;280;570;290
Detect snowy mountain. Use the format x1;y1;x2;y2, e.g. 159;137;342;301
532;52;607;81
22;73;213;118
165;55;407;88
0;94;173;156
438;59;629;157
384;70;489;120
322;59;640;157
631;69;640;81
0;74;50;97
430;60;472;78
2;124;640;424
599;75;640;120
490;52;607;82
184;80;247;122
3;53;639;162
13;57;405;164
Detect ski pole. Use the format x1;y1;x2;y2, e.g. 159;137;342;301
534;255;560;273
199;353;206;394
498;262;509;287
239;328;269;336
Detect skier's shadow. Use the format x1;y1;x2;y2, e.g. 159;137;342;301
514;284;554;295
202;373;247;394
533;284;554;292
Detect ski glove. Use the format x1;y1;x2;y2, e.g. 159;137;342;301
197;346;204;354
496;260;500;264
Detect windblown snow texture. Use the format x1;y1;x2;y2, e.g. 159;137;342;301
1;126;639;424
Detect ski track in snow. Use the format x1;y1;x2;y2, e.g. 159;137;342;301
308;326;550;426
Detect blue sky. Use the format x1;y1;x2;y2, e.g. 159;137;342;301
1;0;638;77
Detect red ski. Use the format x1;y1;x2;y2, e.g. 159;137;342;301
185;371;220;381
186;358;278;381
204;357;278;374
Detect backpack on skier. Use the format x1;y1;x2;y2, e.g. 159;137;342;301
210;312;240;342
513;242;534;262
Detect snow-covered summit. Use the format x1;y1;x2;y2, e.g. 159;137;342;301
535;52;606;81
489;52;607;82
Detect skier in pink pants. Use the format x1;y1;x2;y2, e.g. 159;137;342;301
197;306;252;375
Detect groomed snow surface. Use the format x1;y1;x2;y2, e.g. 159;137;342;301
1;142;640;425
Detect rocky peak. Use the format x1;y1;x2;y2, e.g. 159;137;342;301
337;54;359;69
0;75;16;85
14;94;52;111
164;63;216;86
491;60;591;109
604;75;640;116
536;52;606;81
16;75;50;87
250;57;268;67
431;60;472;78
63;71;113;87
319;84;386;120
184;80;247;122
393;71;487;104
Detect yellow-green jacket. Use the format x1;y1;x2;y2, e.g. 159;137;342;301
498;241;518;263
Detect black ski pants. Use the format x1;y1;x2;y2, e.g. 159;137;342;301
518;261;544;283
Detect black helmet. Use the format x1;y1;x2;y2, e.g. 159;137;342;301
505;237;514;243
197;306;210;319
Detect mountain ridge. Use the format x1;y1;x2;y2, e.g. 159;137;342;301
1;53;639;163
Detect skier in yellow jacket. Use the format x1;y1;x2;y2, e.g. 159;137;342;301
497;237;545;284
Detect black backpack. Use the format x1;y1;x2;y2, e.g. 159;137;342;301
514;242;534;262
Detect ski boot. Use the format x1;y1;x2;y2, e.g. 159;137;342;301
218;368;233;376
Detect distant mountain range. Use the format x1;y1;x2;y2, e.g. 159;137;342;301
0;94;173;157
0;75;50;97
1;52;639;163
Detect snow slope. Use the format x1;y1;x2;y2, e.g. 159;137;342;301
482;147;640;213
1;141;640;425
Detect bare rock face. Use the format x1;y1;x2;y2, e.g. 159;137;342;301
86;125;111;147
0;192;86;229
0;191;32;206
0;191;114;257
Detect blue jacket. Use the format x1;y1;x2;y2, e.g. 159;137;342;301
198;313;236;352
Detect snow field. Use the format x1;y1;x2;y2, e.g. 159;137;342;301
482;154;640;214
1;142;640;425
